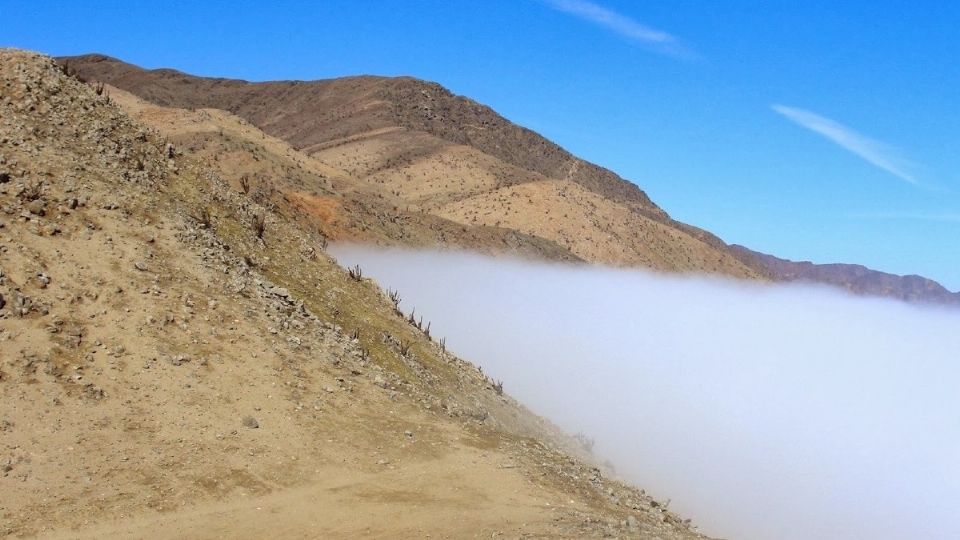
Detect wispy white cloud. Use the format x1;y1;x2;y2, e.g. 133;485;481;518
772;104;919;185
543;0;690;57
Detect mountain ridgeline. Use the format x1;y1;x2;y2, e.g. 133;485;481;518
60;53;765;278
60;53;959;306
731;245;960;306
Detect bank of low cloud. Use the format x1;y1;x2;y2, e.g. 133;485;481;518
332;245;960;540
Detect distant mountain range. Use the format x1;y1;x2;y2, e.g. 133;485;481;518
61;53;958;306
731;245;960;305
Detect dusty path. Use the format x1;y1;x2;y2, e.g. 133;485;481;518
39;450;595;539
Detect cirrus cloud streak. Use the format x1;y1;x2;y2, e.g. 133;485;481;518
543;0;691;57
773;104;919;185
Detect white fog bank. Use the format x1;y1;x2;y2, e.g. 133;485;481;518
331;245;960;540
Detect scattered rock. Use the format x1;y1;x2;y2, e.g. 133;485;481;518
26;199;45;216
82;384;105;400
134;261;148;271
270;286;290;298
0;172;9;183
63;325;84;348
10;291;31;316
242;416;259;429
166;354;190;366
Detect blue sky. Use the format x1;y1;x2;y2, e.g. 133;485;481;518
3;0;958;288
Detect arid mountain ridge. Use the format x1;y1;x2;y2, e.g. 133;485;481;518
61;53;959;305
1;48;704;538
61;53;763;279
731;245;960;305
62;55;663;213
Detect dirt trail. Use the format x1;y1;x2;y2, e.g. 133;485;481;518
40;449;583;539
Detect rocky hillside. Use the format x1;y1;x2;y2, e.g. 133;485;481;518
731;245;960;305
97;80;580;264
0;49;705;538
60;53;764;279
52;54;960;306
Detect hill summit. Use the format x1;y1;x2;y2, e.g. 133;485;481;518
61;53;765;278
59;53;960;306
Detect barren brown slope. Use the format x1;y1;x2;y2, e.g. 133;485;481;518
1;49;707;539
104;84;581;263
60;55;658;212
61;53;764;279
731;245;960;305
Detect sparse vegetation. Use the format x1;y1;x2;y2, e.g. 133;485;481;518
403;307;432;339
574;432;595;454
19;180;43;201
193;206;214;229
251;181;277;206
387;289;401;311
348;264;363;281
251;213;266;239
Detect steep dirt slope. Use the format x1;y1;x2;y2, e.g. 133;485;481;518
60;54;960;305
1;50;706;539
59;56;658;212
731;245;960;305
104;85;580;262
101;87;742;274
433;178;757;274
61;53;763;279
